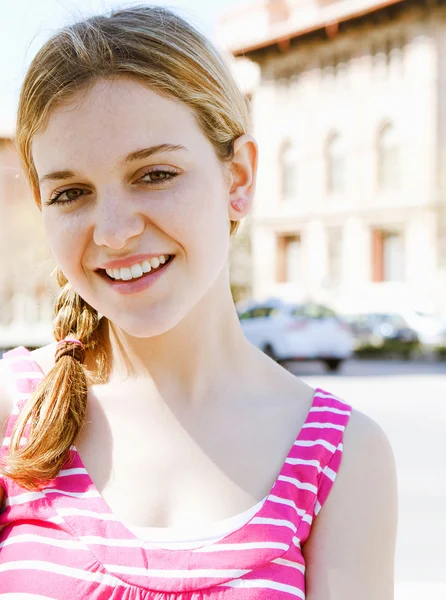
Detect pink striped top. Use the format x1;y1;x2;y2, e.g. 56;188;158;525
0;346;352;599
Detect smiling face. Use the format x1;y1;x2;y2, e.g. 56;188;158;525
32;78;235;337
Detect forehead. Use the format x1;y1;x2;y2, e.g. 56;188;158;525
32;77;205;171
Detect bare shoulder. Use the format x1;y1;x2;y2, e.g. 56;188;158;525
303;408;398;600
30;343;57;375
342;407;396;470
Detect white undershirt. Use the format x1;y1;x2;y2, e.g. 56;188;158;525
126;496;268;549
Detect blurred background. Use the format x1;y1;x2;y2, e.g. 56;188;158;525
1;0;446;598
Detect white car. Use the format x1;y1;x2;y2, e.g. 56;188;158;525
399;310;446;349
238;300;354;372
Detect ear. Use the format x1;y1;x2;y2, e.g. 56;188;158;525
227;134;258;221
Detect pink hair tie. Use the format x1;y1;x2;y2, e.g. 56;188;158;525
58;337;85;349
55;337;86;363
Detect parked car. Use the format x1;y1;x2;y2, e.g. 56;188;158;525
346;312;419;359
238;300;354;372
399;310;446;350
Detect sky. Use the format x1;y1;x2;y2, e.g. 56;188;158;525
0;0;245;136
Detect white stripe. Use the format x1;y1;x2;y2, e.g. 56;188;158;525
272;557;305;574
58;468;88;477
103;564;250;579
0;594;57;600
2;437;28;447
3;355;38;365
57;507;120;521
250;517;297;533
5;491;45;507
278;475;318;494
79;535;289;552
221;578;305;598
323;467;337;482
45;515;65;525
314;500;322;515
268;495;313;524
0;534;85;551
315;391;343;401
195;541;289;553
302;422;345;432
81;535;145;548
293;439;336;452
0;560;121;587
43;489;100;500
285;457;322;472
292;535;302;548
310;406;350;416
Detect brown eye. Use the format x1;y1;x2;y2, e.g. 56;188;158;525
64;189;84;200
147;172;169;181
46;187;89;206
139;169;179;184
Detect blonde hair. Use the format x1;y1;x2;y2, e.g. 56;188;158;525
5;5;250;490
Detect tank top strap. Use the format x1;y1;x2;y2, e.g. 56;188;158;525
307;389;352;516
281;387;352;535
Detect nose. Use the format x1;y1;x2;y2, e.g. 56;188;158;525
93;191;145;249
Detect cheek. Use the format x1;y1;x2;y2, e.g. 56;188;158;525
42;209;86;273
162;173;230;249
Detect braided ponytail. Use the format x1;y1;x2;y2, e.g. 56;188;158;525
2;270;107;490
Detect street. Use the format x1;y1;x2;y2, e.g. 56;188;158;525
286;359;446;599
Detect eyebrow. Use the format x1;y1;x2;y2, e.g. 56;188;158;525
38;144;188;183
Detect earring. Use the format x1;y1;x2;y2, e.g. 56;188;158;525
231;197;247;212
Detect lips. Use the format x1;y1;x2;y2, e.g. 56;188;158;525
99;255;172;280
95;254;174;295
103;255;172;282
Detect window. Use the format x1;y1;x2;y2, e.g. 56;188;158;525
371;229;404;282
326;132;345;194
238;309;254;321
293;304;336;320
277;234;302;283
239;307;278;320
280;140;298;200
252;307;278;318
378;123;399;189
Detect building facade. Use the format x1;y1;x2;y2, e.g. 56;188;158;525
219;0;446;316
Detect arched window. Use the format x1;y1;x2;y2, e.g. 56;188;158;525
326;132;345;194
280;139;298;200
378;123;399;189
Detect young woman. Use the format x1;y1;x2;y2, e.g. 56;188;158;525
0;6;397;599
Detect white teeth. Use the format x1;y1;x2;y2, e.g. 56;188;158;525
104;255;170;281
130;263;143;278
120;267;132;281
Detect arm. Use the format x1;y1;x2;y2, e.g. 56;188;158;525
303;409;398;600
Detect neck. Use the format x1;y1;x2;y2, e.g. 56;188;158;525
104;266;251;404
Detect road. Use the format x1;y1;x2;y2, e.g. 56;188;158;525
286;358;446;600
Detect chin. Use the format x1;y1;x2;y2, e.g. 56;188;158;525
106;306;188;339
